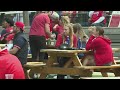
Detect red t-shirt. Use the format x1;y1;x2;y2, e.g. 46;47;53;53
29;13;50;36
0;49;25;79
6;27;13;33
55;34;78;48
86;35;114;66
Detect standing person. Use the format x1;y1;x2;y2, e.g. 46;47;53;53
29;11;55;62
0;18;14;44
46;11;59;39
88;11;106;27
85;26;114;66
55;23;78;79
0;48;25;79
9;22;28;66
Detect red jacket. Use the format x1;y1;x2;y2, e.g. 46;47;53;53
0;49;25;79
90;11;106;24
55;34;77;48
86;35;114;66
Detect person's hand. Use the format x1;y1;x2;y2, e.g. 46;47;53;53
88;26;96;36
50;33;56;39
83;36;88;42
88;26;93;34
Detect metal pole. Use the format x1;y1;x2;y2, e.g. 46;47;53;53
23;11;30;26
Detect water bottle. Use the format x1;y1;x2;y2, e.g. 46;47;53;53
65;36;70;45
77;38;82;49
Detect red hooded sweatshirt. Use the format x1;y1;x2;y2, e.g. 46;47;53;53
86;35;114;66
0;49;25;79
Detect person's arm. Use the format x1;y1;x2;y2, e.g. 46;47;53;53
9;37;26;55
44;23;52;38
86;35;96;50
55;34;63;48
9;47;19;54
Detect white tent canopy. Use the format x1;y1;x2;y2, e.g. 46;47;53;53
0;11;36;15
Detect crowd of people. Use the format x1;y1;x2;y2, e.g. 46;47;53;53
0;11;114;79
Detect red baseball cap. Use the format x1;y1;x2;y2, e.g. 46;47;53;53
15;22;25;31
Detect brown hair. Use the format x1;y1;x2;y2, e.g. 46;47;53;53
95;26;104;36
60;16;70;26
73;23;88;41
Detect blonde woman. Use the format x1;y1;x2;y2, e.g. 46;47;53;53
55;23;77;79
73;23;88;49
53;16;71;39
55;23;77;48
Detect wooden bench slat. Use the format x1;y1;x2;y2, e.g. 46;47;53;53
74;65;120;70
80;77;120;79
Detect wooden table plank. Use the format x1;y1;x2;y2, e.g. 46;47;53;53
40;49;90;54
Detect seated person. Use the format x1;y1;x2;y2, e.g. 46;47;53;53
84;26;114;66
0;48;25;79
53;16;70;39
9;22;28;66
0;18;14;44
88;11;106;27
73;23;89;58
55;23;77;79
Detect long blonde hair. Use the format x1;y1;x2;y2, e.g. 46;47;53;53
62;23;74;47
60;16;70;25
73;23;88;41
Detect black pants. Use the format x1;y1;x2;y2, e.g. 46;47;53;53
29;35;46;62
57;57;70;79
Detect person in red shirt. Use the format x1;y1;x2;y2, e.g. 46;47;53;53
53;16;70;40
0;18;14;44
46;11;59;39
88;11;106;27
29;11;55;62
55;23;77;79
85;26;114;66
0;48;25;79
55;24;77;48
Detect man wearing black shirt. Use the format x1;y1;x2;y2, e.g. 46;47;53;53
9;22;28;65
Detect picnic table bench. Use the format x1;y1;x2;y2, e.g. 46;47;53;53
74;64;120;77
23;48;120;79
24;49;93;79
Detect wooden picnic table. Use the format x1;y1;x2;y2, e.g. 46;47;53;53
24;48;120;79
38;49;92;79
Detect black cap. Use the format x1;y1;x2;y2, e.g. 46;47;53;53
3;18;14;26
